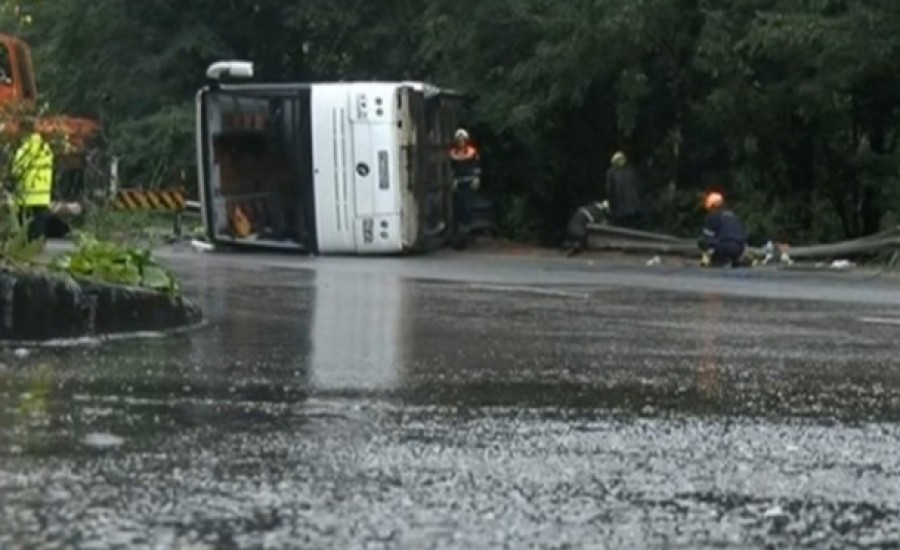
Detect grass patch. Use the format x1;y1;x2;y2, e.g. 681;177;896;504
71;204;201;245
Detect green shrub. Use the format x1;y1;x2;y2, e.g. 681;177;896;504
0;200;45;268
50;232;180;296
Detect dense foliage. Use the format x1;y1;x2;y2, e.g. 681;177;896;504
6;0;900;244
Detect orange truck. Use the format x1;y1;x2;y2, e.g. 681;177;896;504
0;33;102;202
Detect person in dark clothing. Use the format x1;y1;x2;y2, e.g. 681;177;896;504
605;151;646;230
449;128;481;248
564;200;608;257
698;192;747;267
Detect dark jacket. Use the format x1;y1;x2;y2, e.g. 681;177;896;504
567;202;606;242
699;209;747;250
605;165;644;218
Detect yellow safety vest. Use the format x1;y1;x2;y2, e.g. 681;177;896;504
12;132;54;207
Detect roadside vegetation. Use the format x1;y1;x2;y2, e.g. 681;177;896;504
0;108;181;294
0;208;182;296
3;0;900;247
50;232;180;296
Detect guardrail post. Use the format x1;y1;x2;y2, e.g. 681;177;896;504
109;157;120;196
888;248;900;269
173;211;183;239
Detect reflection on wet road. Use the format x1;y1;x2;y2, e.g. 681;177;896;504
2;253;900;548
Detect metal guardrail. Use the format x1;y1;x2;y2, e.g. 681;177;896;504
586;223;900;261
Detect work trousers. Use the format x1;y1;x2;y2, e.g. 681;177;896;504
19;205;49;241
452;179;474;234
700;239;745;266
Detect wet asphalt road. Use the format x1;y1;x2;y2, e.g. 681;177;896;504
2;248;900;548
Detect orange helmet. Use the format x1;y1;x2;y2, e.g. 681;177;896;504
704;192;724;210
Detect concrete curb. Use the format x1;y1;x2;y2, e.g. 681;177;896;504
0;268;202;342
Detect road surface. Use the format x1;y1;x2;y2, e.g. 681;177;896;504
1;246;899;548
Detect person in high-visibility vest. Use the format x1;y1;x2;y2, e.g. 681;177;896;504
11;120;54;241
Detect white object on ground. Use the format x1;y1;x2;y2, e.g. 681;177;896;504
763;505;787;519
191;239;215;252
830;259;854;269
82;433;125;449
646;255;661;266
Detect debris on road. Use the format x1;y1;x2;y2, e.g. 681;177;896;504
761;241;793;265
830;259;855;270
82;433;125;449
191;239;215;253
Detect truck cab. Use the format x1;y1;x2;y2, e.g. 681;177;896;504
0;34;101;183
0;34;37;104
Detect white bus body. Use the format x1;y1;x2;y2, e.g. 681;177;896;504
195;80;461;254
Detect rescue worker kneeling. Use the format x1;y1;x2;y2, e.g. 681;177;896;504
564;200;608;257
698;192;747;267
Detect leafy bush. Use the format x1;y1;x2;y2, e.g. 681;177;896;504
109;104;195;190
77;203;167;245
51;232;180;295
0;204;45;267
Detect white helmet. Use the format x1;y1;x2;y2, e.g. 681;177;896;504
454;128;470;140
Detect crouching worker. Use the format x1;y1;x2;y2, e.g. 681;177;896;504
698;192;747;267
565;200;608;257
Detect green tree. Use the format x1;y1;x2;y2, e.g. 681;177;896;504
6;0;900;244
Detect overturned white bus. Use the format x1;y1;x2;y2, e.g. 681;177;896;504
195;61;464;254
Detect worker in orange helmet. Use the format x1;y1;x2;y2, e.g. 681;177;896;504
698;191;747;267
448;128;481;248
